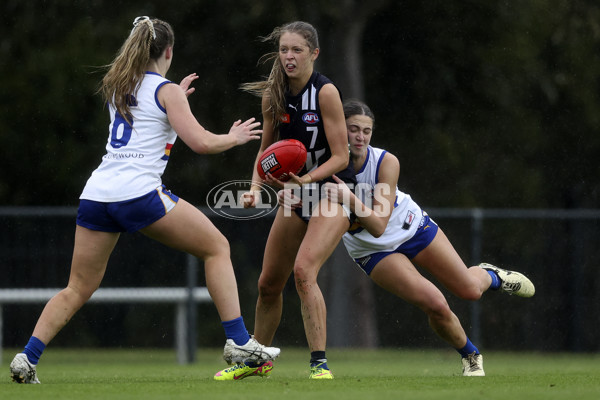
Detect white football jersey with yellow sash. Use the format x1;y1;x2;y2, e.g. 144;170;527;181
343;146;424;259
81;72;177;202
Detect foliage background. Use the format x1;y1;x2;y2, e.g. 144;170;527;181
1;0;598;208
1;0;599;352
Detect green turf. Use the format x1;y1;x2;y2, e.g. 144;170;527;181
2;348;599;400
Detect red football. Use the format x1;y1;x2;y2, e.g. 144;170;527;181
257;139;307;182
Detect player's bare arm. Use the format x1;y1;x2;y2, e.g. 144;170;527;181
325;153;398;237
160;83;261;154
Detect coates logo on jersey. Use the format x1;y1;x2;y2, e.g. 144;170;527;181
302;112;319;124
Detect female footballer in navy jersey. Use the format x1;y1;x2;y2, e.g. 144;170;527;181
9;16;279;384
322;99;535;376
215;21;354;381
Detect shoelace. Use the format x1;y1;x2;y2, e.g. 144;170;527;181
235;340;265;357
311;362;329;372
502;281;522;293
224;363;245;373
466;353;481;371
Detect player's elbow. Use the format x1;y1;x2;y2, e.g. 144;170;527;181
180;126;218;154
365;220;386;238
339;150;349;166
370;225;386;238
188;136;216;154
189;142;210;154
332;151;349;172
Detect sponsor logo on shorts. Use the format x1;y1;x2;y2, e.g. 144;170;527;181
356;256;371;268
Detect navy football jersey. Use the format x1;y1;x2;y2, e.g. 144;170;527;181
278;71;355;184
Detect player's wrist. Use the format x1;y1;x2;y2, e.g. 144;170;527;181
302;173;313;185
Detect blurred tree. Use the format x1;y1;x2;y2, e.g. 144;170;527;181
1;0;598;208
2;0;600;351
360;0;600;208
296;0;393;349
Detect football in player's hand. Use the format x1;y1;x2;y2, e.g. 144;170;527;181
257;139;307;182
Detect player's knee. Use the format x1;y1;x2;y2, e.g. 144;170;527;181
293;265;320;299
292;261;316;287
456;285;483;301
205;231;231;259
425;297;453;321
257;276;285;302
63;285;95;306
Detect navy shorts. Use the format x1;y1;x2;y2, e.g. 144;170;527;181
76;185;179;233
293;165;358;224
353;213;439;275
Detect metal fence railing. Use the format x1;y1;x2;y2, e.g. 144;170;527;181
425;207;600;350
2;207;599;353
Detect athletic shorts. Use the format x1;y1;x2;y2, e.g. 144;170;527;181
293;200;355;225
76;185;179;233
353;213;439;275
294;164;358;224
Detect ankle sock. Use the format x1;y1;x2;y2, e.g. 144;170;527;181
457;337;480;358
310;350;328;369
487;270;501;290
221;316;250;346
23;336;46;365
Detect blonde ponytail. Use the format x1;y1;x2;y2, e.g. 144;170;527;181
99;17;174;124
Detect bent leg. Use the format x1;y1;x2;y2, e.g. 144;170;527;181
32;226;119;344
141;198;240;321
369;253;468;349
295;201;350;352
254;207;306;345
412;229;491;301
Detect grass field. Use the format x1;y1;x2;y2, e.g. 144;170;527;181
2;347;599;400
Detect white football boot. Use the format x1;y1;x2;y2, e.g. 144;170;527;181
462;351;485;376
222;336;280;364
479;263;535;297
10;353;41;384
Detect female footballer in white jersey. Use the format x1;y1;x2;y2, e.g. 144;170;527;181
321;99;535;376
9;16;279;384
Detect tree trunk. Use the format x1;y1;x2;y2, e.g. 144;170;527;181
315;0;391;348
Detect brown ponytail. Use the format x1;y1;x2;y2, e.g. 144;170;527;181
241;21;319;128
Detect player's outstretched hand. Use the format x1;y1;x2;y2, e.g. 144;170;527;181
179;73;199;97
229;118;262;145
